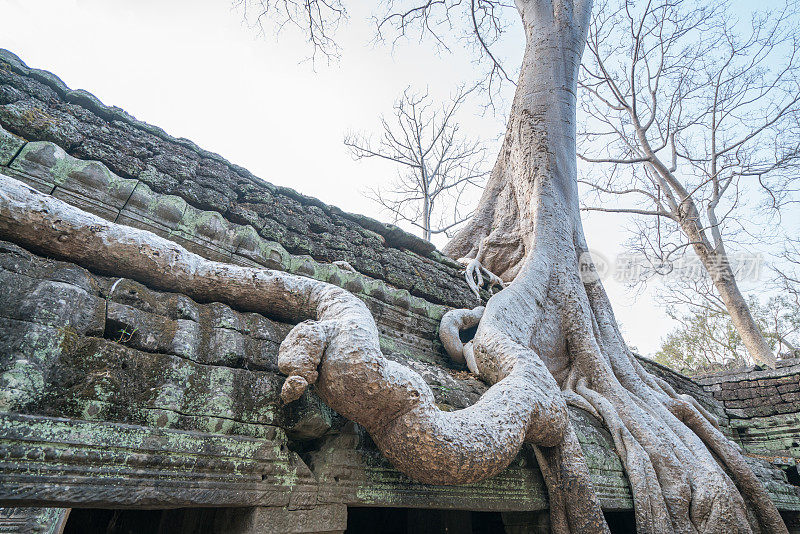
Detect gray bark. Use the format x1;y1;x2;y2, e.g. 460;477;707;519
442;0;788;532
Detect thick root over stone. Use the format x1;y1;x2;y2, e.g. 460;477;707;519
440;249;787;533
0;172;571;486
439;307;484;374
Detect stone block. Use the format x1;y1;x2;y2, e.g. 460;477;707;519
0;124;24;166
8;141;67;192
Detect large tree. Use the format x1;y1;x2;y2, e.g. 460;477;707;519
437;2;785;531
577;0;800;369
1;0;788;532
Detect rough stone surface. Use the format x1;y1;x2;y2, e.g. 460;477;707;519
696;359;800;464
0;121;23;165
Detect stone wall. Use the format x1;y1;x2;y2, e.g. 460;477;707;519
695;359;800;465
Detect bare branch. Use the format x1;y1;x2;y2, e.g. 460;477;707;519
346;87;489;240
234;0;348;63
374;0;518;106
581;206;676;219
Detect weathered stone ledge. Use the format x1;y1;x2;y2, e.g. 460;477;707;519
695;358;800;386
693;358;800;465
0;412;315;509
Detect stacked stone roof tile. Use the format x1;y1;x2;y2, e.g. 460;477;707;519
696;359;800;464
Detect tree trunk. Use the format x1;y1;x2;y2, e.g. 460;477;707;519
441;1;787;532
423;195;431;241
683;226;776;368
707;253;776;368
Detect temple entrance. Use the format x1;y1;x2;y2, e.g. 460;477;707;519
345;508;505;534
344;507;637;533
61;506;639;533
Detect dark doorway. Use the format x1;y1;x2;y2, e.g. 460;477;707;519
63;508;221;534
65;505;639;533
345;507;506;534
603;510;637;533
346;507;638;534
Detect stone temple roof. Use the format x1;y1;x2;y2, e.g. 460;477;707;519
0;48;798;533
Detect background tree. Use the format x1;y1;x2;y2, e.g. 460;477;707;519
227;0;791;532
655;293;800;375
578;0;800;368
344;87;489;242
775;235;800;316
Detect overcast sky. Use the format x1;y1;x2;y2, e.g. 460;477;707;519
3;0;790;357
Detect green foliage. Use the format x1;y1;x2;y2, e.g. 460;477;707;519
655;296;800;376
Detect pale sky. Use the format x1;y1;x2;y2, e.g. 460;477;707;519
3;0;788;357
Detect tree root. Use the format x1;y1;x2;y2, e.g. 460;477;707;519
439;235;786;533
563;271;787;533
459;257;505;299
0;173;570;486
439;306;484;374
